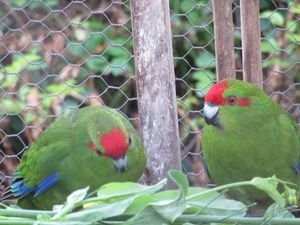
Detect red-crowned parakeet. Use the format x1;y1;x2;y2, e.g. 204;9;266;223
202;79;300;206
2;106;146;209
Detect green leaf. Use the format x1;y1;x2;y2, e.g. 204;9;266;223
9;115;25;131
261;39;279;53
250;177;285;206
85;57;107;72
4;53;41;74
0;98;24;113
110;56;129;66
264;203;295;219
126;171;188;224
286;20;298;33
186;187;246;216
83;18;105;32
40;94;56;109
124;195;155;215
27;63;45;72
46;83;67;94
0;74;19;89
65;197;136;222
290;4;300;14
97;179;167;200
153;189;179;202
169;170;189;196
262;56;292;69
150;192;185;221
180;0;196;12
109;57;130;76
52;187;89;220
285;32;300;42
105;46;129;58
83;34;103;53
11;0;28;7
125;173;188;216
187;10;200;25
111;37;128;45
151;170;188;222
260;11;285;27
24;113;37;123
192;70;215;97
151;170;187;222
68;44;88;57
125;206;167;225
43;0;59;7
195;51;215;69
67;187;89;205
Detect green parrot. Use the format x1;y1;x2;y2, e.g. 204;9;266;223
2;106;146;209
201;79;300;206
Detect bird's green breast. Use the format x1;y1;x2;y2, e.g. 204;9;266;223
202;113;300;204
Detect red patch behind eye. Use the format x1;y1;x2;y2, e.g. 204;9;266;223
205;80;229;105
238;97;250;106
100;128;129;159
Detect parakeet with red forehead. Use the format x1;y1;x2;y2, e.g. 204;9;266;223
202;79;300;206
2;106;146;209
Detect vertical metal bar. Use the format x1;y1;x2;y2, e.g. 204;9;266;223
240;0;263;88
213;0;236;81
131;0;181;188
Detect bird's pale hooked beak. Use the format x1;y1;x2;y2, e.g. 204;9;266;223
203;102;221;128
112;155;128;173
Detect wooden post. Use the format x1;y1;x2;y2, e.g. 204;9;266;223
212;0;236;81
240;0;263;88
131;0;182;188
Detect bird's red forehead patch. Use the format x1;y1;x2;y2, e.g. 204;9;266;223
100;128;128;159
88;128;129;159
205;80;229;105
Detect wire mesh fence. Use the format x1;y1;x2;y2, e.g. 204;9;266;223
0;0;299;193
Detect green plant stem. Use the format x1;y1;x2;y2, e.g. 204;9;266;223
0;220;34;225
0;221;92;225
52;205;74;220
177;214;300;225
0;209;55;218
186;181;251;201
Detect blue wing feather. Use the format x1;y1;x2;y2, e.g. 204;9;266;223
34;173;59;197
11;181;35;196
9;172;59;198
200;152;211;179
293;163;300;176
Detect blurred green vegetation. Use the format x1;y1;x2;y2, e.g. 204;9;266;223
0;171;298;224
0;0;299;181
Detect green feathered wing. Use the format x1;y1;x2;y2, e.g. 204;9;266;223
6;106;146;209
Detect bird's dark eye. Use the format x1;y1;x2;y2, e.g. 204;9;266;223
128;136;132;145
227;96;237;105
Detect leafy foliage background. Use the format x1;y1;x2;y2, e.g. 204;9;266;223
0;0;299;190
